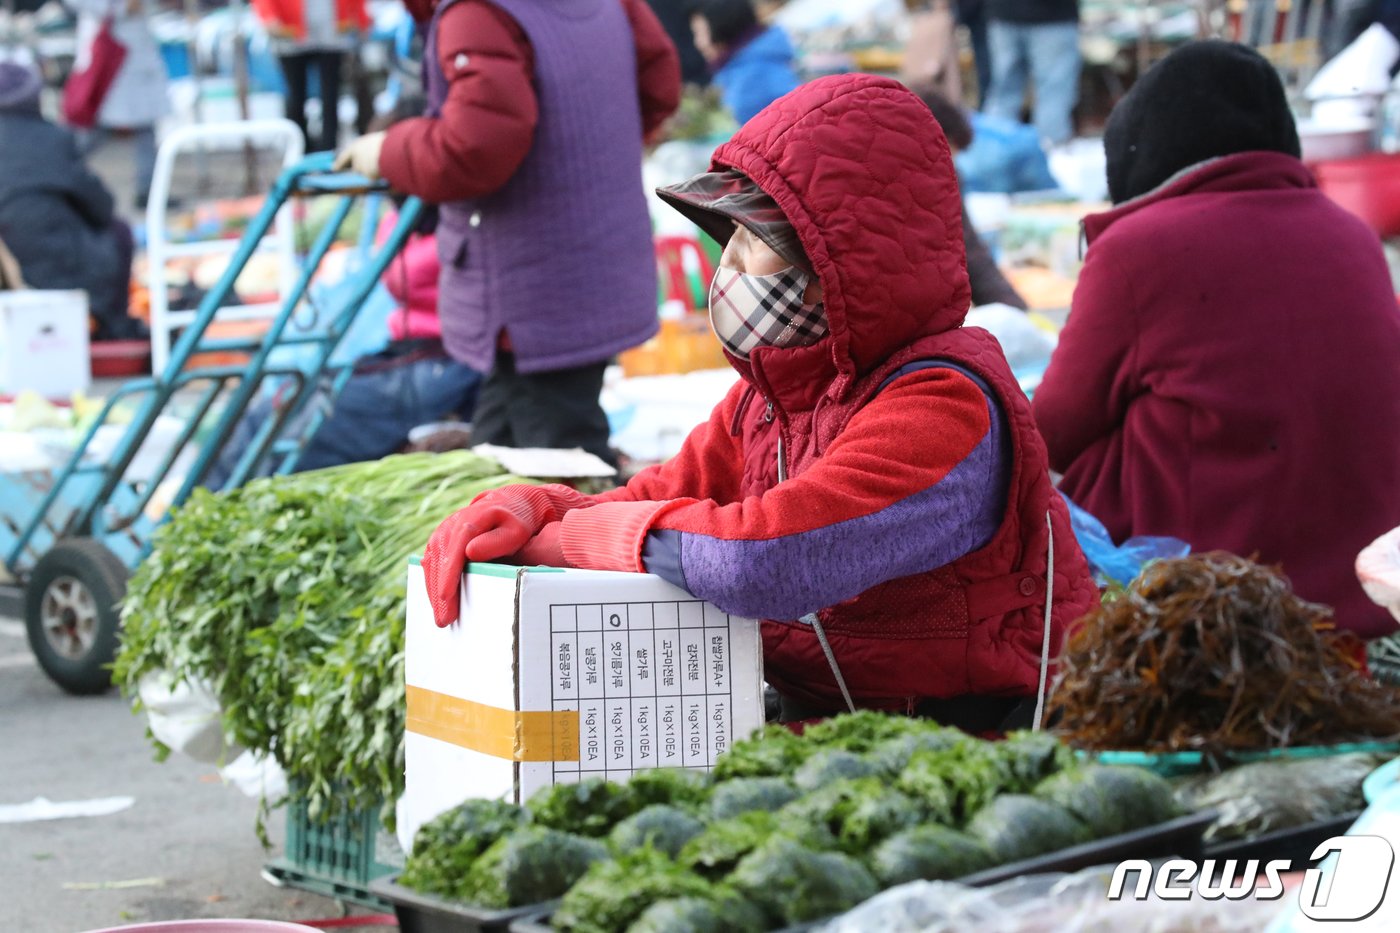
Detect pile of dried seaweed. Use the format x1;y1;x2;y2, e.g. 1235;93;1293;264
1050;552;1400;753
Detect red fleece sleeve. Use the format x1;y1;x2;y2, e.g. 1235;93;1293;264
1032;239;1141;473
380;1;537;204
560;370;995;590
621;0;682;140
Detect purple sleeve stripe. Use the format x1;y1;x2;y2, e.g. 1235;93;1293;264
644;529;690;593
641;400;1009;620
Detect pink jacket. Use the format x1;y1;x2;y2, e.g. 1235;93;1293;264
378;212;441;342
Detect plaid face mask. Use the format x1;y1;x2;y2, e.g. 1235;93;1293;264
708;265;828;360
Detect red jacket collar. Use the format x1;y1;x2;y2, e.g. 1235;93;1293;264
1084;150;1317;245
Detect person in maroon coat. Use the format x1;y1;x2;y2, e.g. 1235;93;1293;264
1033;41;1400;639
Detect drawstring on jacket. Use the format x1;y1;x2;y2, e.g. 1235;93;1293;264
804;612;857;714
1032;509;1055;731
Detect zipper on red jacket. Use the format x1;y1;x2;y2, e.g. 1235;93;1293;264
763;399;790;483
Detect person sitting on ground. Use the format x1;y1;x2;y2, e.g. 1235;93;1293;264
0;59;146;341
691;0;799;124
205;100;482;490
916;86;1028;310
205;204;479;488
1032;41;1400;638
423;74;1096;732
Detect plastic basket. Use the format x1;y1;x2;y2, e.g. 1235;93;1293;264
262;792;404;910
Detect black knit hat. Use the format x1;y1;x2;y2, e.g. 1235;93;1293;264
1104;41;1301;204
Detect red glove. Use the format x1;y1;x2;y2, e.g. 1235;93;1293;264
423;484;588;626
514;522;570;568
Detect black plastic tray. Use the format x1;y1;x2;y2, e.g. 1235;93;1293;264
957;809;1216;886
368;875;559;933
508;910;557;933
506;811;1218;932
1203;812;1361;866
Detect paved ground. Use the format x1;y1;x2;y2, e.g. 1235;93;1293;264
0;618;392;932
87;128;290;222
0;127;408;931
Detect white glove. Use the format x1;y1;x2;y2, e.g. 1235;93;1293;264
332;131;387;180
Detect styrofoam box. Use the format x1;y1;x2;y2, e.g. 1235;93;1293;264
0;290;90;399
399;559;765;851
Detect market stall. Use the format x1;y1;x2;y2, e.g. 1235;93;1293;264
9;8;1400;931
251;548;1386;933
100;437;1400;927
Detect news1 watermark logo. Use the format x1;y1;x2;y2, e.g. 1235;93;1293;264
1109;836;1396;921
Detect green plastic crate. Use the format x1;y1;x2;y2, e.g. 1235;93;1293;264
1084;741;1400;778
263;792;404;910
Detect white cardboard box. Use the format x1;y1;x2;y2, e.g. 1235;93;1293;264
0;290;90;399
399;559;765;850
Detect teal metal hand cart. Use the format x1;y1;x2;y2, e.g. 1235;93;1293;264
0;152;423;694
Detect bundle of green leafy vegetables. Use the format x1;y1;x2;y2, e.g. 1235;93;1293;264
399;712;1184;931
112;451;531;823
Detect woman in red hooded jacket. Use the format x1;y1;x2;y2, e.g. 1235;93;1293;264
1033;42;1400;640
423;74;1096;731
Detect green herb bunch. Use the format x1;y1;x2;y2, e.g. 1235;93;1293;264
113;451;532;822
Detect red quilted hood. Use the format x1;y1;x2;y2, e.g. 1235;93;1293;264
710;73;972;397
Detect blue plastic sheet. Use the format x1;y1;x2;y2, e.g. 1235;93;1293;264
1061;493;1190;585
956;112;1061;195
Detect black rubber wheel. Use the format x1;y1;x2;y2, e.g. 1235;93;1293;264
24;539;129;695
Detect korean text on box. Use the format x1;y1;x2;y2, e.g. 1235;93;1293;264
399;560;764;848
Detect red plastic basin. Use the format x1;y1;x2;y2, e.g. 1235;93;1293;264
90;339;152;379
1312;152;1400;239
79;921;321;933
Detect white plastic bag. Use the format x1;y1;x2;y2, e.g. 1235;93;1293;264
1047;138;1110;203
1358;526;1400;624
138;670;238;764
966;304;1057;374
823;866;1288;933
1307;23;1400;122
219;750;288;801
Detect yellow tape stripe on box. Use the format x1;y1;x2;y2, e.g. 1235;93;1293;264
406;685;580;762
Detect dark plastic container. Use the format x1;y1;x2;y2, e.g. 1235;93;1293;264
1203;812;1361;867
958;809;1215;886
368;877;558;933
507;912;554;933
507;811;1218;932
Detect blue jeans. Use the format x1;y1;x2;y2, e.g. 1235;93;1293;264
958;0;993;108
205;347;482;490
985;20;1081;147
